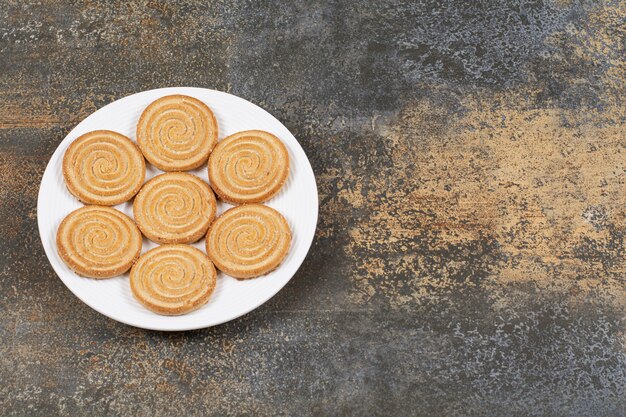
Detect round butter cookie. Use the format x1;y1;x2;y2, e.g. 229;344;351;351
63;130;145;205
130;244;217;315
206;204;291;279
56;206;142;279
136;94;218;171
208;130;289;204
133;172;216;244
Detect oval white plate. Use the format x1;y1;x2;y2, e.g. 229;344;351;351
37;87;318;331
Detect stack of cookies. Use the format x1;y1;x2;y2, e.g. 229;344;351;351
57;95;292;316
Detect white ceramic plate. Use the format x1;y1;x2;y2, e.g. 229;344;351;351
37;87;318;331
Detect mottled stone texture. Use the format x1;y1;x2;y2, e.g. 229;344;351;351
0;0;624;416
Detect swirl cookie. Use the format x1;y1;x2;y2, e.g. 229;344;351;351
133;172;216;244
63;130;145;205
208;130;289;204
136;94;218;171
56;206;142;279
206;204;291;279
130;245;217;315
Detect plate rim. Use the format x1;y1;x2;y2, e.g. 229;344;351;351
37;86;318;331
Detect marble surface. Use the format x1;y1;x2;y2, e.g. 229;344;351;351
0;1;624;416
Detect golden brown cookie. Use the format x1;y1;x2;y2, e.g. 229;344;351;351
130;244;217;315
133;172;216;244
206;204;291;279
136;94;218;171
56;206;142;279
208;130;289;204
63;130;146;205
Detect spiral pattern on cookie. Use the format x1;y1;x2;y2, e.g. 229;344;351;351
136;94;218;171
206;204;291;279
63;130;145;205
56;206;142;279
208;130;290;204
130;245;217;315
133;172;216;244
